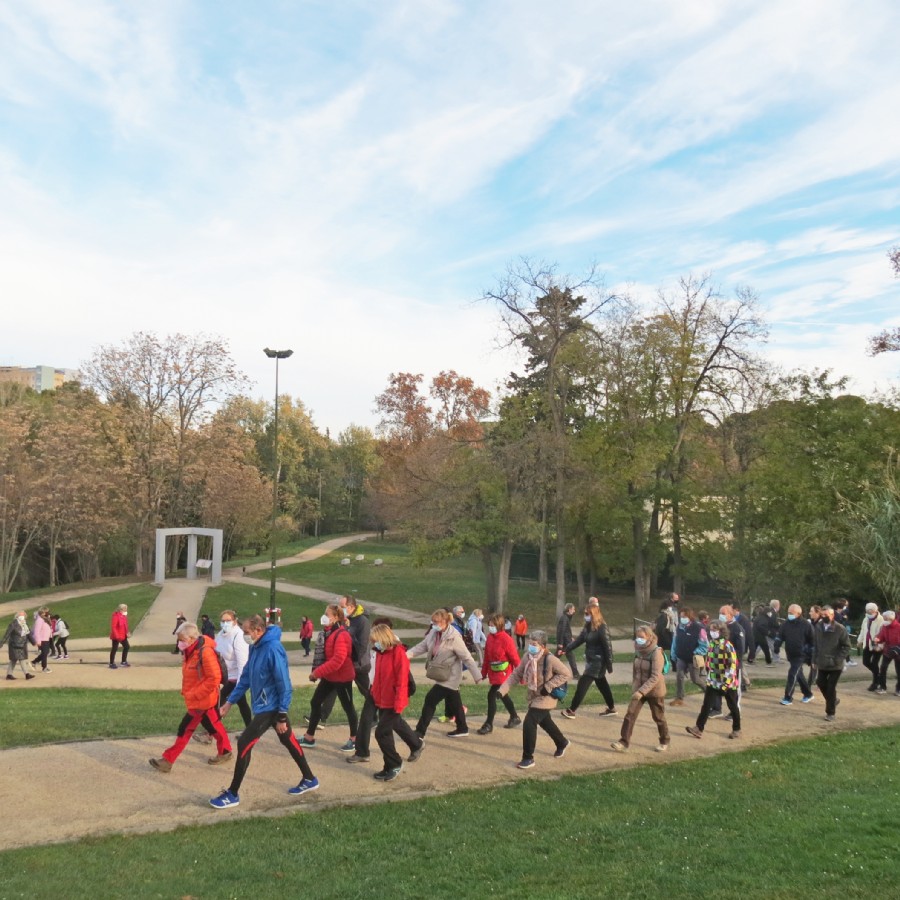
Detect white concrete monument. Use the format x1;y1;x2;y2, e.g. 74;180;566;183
154;528;224;585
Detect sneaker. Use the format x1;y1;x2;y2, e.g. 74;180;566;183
149;758;172;773
339;739;356;752
707;711;722;719
561;708;576;719
846;660;858;667
41;668;51;673
62;655;68;659
516;757;535;769
192;732;213;745
209;789;239;809
801;695;814;703
5;675;14;680
723;715;733;722
728;731;742;740
598;708;617;717
669;699;685;707
476;723;493;735
609;741;627;753
373;767;401;781
288;777;320;796
25;673;35;680
346;755;370;764
109;664;118;670
825;714;835;722
655;743;669;752
120;661;131;668
408;743;425;763
437;715;450;723
447;728;469;738
875;688;886;695
765;663;775;668
298;736;316;748
554;740;569;759
685;726;703;739
208;752;233;765
867;684;878;692
779;699;793;706
504;717;522;729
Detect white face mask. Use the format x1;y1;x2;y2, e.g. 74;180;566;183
244;632;256;645
121;611;128;617
431;623;442;632
488;625;498;634
17;615;26;624
220;621;233;632
320;614;332;627
584;614;592;622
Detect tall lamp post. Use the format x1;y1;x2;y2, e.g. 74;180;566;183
264;347;293;608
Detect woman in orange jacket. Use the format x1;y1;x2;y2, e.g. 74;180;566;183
514;614;529;653
149;622;232;772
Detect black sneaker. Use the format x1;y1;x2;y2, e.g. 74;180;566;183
504;717;522;729
554;740;569;759
516;757;535;769
447;728;469;738
477;723;493;735
408;743;425;763
374;767;401;781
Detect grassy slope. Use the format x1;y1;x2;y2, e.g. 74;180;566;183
0;727;894;898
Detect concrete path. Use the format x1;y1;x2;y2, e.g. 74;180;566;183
0;674;896;852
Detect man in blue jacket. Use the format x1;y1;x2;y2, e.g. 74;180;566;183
210;615;318;809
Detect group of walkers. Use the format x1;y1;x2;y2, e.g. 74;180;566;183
0;606;70;679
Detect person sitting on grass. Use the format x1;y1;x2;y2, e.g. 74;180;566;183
210;615;318;809
149;622;232;773
685;620;741;741
611;625;669;754
498;630;570;770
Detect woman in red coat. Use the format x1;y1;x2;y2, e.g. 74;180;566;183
300;605;359;750
109;603;131;669
299;616;314;657
369;623;424;780
479;612;522;734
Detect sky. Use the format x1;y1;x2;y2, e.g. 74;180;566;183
1;0;898;435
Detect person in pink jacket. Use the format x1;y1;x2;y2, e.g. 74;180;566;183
478;612;521;734
31;608;53;673
299;605;359;751
109;603;131;669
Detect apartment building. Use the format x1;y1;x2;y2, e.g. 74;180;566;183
0;365;76;392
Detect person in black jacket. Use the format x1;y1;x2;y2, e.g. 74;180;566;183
670;607;706;706
731;602;753;690
555;604;579;679
560;606;615;718
814;606;851;721
748;604;774;665
773;604;815;704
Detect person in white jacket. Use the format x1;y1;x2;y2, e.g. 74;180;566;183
467;609;486;664
858;603;884;692
407;609;481;738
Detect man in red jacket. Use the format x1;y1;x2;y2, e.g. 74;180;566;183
109;604;131;669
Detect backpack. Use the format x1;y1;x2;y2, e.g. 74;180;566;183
196;636;227;686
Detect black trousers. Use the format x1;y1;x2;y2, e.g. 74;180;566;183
374;708;422;770
697;686;741;732
33;641;51;671
862;648;882;687
522;707;566;759
879;655;899;691
307;678;358;736
228;711;313;795
815;668;842;715
222;681;253;726
109;639;129;665
568;672;615;711
486;684;517;725
416;684;467;735
749;631;771;664
320;670;370;722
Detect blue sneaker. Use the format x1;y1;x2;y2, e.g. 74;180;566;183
209;789;239;809
801;695;814;703
298;736;316;748
779;699;793;706
288;777;319;796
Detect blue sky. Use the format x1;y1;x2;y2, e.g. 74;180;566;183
1;0;898;434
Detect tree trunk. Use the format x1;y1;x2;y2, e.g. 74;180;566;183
573;525;586;604
481;547;498;609
496;538;514;614
48;537;58;588
585;532;598;596
538;495;548;592
632;515;649;613
671;496;684;597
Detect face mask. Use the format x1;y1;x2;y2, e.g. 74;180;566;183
373;641;383;652
431;623;442;632
244;632;256;645
17;615;26;624
584;614;592;622
527;644;541;656
718;614;728;622
680;617;689;626
320;614;332;627
488;625;497;634
787;614;797;621
177;640;189;651
121;611;128;617
709;631;720;641
220;621;233;632
635;637;648;647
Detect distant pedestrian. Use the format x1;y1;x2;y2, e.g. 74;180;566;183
300;616;314;656
478;613;521;734
875;610;900;696
172;611;186;653
813;606;851;721
209;615;318;809
857;603;884;692
149;623;232;773
31;608;53;673
109;604;130;669
611;625;670;753
2;611;36;680
499;630;570;769
200;615;216;639
514;615;528;654
51;615;69;659
555;604;579;679
216;610;252;726
467;609;486;664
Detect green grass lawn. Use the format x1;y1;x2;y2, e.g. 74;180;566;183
0;585;160;640
223;535;341;570
262;541;654;632
0;726;894;897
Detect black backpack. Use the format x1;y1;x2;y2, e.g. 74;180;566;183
196;636;227;686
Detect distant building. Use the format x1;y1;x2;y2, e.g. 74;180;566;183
0;365;76;392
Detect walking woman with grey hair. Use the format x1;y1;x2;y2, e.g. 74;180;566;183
611;625;670;753
109;603;130;669
2;611;36;680
499;630;570;769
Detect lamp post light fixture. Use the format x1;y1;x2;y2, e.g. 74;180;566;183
263;347;293;607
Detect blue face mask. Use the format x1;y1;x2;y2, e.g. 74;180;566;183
527;644;541;656
719;614;728;622
488;625;497;634
373;641;383;652
787;614;797;621
635;637;647;647
679;617;689;626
